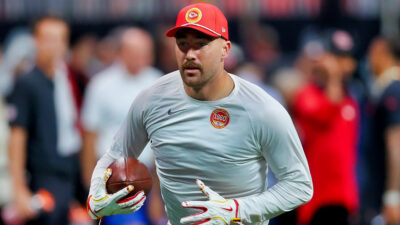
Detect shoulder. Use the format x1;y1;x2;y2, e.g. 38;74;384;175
13;68;42;91
384;81;400;98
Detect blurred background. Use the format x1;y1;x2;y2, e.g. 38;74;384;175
0;0;400;225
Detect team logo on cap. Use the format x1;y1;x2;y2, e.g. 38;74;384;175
210;108;230;129
185;8;202;23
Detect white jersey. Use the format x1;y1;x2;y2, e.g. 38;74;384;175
90;71;313;225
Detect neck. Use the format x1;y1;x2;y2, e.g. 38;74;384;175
378;59;397;77
184;68;234;101
36;57;58;79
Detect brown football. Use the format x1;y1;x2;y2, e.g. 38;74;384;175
106;157;153;198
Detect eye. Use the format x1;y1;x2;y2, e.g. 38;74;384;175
177;41;188;48
194;41;209;49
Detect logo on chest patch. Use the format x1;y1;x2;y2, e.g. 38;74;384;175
210;108;230;129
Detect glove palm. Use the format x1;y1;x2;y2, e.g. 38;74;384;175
87;168;146;220
181;179;241;225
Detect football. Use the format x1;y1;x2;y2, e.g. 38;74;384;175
106;157;153;197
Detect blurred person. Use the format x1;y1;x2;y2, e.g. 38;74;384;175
7;16;82;225
87;3;312;225
80;27;163;225
0;29;35;225
272;37;323;110
294;30;359;225
88;32;119;77
363;36;400;225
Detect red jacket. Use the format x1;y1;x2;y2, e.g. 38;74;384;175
293;84;359;225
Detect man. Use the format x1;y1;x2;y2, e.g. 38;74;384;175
81;27;161;188
87;3;313;225
81;27;163;225
8;16;81;225
294;30;359;225
364;37;400;225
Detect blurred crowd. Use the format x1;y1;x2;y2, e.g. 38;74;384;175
0;12;399;225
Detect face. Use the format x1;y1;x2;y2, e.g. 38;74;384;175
35;19;69;64
368;39;386;76
120;30;154;75
175;28;230;89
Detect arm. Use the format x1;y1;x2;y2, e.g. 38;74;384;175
381;84;400;224
8;78;36;219
8;126;36;219
237;107;313;223
81;130;98;189
383;125;400;224
385;125;400;195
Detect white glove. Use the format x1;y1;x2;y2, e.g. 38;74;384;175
87;168;146;220
180;179;241;225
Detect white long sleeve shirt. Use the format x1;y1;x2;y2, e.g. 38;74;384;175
90;71;313;225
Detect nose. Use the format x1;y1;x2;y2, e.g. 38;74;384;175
185;48;196;61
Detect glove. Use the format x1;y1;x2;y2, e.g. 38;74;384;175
180;179;241;225
87;168;146;221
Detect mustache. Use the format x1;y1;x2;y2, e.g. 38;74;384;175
182;61;202;70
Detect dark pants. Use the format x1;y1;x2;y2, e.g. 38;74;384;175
26;174;75;225
309;205;349;225
0;206;4;225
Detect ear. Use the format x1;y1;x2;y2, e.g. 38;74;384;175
221;40;231;60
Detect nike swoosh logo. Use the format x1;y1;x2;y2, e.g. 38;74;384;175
222;207;233;212
167;109;185;115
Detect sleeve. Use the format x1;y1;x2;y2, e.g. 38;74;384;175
89;90;151;195
8;78;32;129
383;82;400;127
293;85;340;126
236;104;313;224
81;80;102;131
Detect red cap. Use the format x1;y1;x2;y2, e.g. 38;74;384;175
166;3;229;40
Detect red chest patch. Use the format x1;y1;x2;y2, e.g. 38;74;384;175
210;108;230;129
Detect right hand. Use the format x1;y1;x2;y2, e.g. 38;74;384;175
87;168;146;220
14;186;36;219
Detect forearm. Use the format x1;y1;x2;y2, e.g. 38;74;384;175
237;179;313;224
89;151;119;195
8;127;29;191
384;126;400;203
325;79;345;104
81;130;98;189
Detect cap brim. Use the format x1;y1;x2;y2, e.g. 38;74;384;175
166;24;221;38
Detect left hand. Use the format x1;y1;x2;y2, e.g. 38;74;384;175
180;179;241;225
